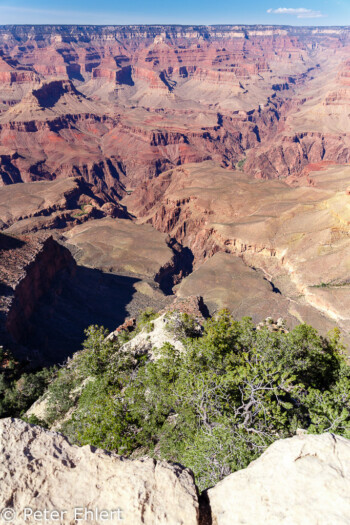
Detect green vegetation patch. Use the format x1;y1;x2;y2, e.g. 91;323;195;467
39;312;350;491
0;346;54;422
72;205;89;218
236;158;247;170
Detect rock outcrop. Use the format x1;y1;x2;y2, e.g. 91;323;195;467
2;420;350;524
0;418;199;525
112;313;186;359
160;294;209;321
206;432;350;525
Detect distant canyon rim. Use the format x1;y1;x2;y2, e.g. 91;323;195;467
0;24;349;361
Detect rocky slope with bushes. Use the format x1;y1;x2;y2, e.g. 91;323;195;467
23;306;350;492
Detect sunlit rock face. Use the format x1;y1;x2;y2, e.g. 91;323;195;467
0;418;200;525
206;432;350;525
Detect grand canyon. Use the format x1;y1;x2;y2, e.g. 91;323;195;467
0;24;349;358
1;21;350;524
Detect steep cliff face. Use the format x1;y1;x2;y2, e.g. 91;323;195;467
0;233;76;347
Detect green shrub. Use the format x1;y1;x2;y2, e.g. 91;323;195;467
77;325;117;376
136;308;159;333
42;310;350;491
237;158;246;170
22;414;49;429
0;350;54;418
165;312;202;339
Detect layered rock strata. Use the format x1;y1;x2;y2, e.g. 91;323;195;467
0;25;349;188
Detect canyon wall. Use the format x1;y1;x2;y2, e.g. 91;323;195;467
0;25;350;355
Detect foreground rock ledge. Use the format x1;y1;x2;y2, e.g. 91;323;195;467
1;420;350;524
206;432;350;525
0;419;199;525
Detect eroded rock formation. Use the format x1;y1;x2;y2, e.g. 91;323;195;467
0;177;127;235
